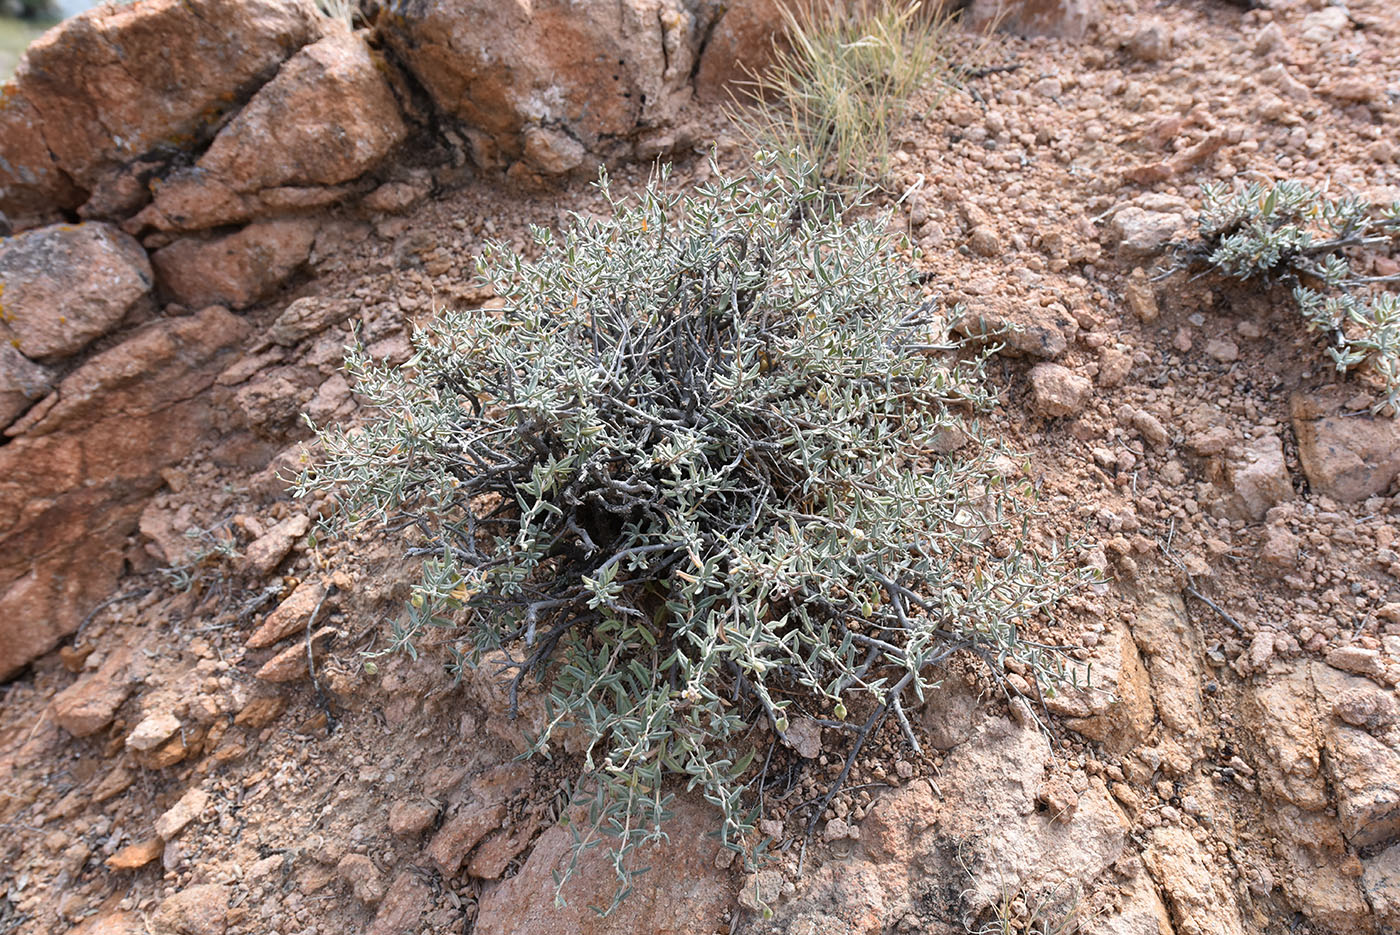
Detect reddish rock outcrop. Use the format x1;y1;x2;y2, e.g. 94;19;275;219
0;307;249;680
0;340;55;429
152;218;319;310
379;0;711;171
0;222;153;359
0;0;323;226
133;28;408;232
473;796;735;934
694;0;786;101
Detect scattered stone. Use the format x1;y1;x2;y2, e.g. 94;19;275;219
1036;776;1079;820
51;647;134;737
467;824;540;879
954;301;1072;359
126;712;182;753
367;872;434;935
92;765;136;803
337;854;387;904
427;805;504;875
1124;270;1159;322
155;787;210;840
267;296;356;346
1132;410;1170;450
1205;338;1239;363
107;837;164;870
151;883;227;935
1224;434;1292;521
1292;388;1400;503
1327;646;1386;681
1125;19;1171;62
152;218;319;310
363;180;429;215
241;514;312;576
1187;424;1233;457
523;126;588;175
247;579;328;649
0;222;153;360
966;0;1099;40
388;800;439;838
1299;6;1350;44
968;225;1002;257
783;717;823;759
1259;525;1299;570
1029;362;1092;417
1246;630;1275;673
1097;346;1132;387
739;868;786;911
233;695;287;729
254;626;336;682
1108;205;1187;260
1254;21;1285;56
307;372;355;423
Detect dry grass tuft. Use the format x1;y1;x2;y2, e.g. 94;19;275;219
728;0;973;191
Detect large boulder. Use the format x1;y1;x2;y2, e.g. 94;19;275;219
0;221;153;360
0;0;323;226
0;307;249;680
133;28;408;232
379;0;713;171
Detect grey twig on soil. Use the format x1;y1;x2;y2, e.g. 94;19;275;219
1156;538;1245;633
75;587;151;641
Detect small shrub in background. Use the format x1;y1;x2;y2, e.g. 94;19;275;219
1177;181;1400;413
729;0;962;190
301;158;1086;909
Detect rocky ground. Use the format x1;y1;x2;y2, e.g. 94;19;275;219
3;0;1400;933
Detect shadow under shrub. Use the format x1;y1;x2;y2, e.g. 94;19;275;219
300;159;1086;909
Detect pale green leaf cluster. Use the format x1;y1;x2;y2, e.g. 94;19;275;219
301;158;1085;910
1191;181;1400;413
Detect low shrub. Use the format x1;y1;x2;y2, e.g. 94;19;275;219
301;158;1085;908
1176;180;1400;413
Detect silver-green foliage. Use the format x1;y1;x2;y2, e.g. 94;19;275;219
1189;181;1400;413
302;160;1083;908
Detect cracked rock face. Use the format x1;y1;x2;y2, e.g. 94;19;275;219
0;0;323;227
0;221;153;359
0;307;249;680
132;27;408;233
379;0;714;171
